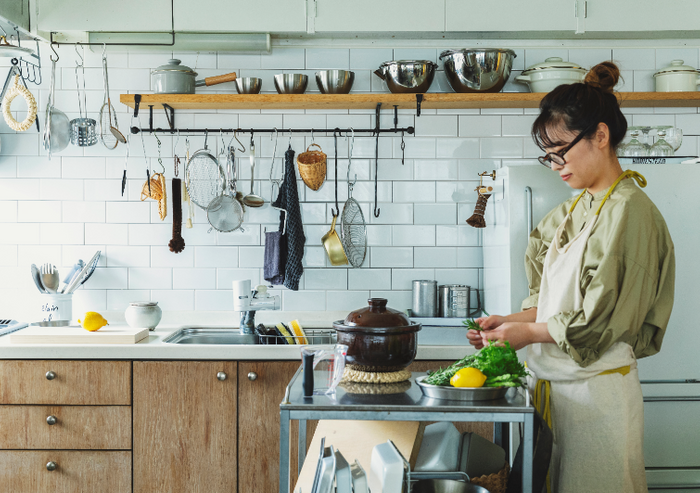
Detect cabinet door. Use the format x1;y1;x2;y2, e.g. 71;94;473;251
174;0;307;32
586;0;700;32
238;361;315;493
133;361;237;493
37;0;172;32
446;0;575;32
315;0;445;32
1;0;31;32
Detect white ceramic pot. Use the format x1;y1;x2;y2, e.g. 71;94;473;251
38;293;72;323
515;57;587;93
653;60;700;92
125;301;162;331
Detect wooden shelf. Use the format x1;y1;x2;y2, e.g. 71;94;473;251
119;92;700;111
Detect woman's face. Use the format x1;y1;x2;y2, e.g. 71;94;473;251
543;123;609;190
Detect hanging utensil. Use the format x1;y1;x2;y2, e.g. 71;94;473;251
243;133;264;208
373;103;381;217
322;130;348;266
169;155;186;253
69;44;97;147
185;130;226;210
183;137;194;228
42;56;70;159
207;145;244;233
340;129;367;268
99;47;126;149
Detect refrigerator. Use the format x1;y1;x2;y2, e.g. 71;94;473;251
483;164;700;491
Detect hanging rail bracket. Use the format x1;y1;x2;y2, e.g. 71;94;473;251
163;104;175;131
132;94;141;118
416;94;424;117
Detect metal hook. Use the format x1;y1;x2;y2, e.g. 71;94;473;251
101;43;107;60
231;130;245;152
174;129;181;155
74;43;84;65
154;132;165;174
331;129;341;217
311;128;314;145
347;128;356;188
288;129;293;149
400;130;406;165
269;128;280;183
49;43;59;62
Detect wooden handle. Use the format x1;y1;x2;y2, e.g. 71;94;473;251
204;72;237;86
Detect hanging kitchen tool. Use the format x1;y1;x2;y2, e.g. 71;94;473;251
242;133;265;208
185;130;225;210
121;120;131;196
2;72;36;133
340;129;367;268
70;44;97;147
169;154;186;253
140;133;167;220
264;129;288;286
43;53;70;159
151;59;237;94
322;130;349;266
297;141;327;191
466;171;495;229
268;129;287;235
373;104;381;217
183;137;194;228
207;138;244;233
99;46;126;149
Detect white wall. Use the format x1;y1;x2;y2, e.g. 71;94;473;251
1;39;699;320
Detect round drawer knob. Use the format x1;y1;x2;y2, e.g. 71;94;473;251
216;372;227;381
45;371;56;381
248;372;258;381
46;415;57;426
46;461;57;472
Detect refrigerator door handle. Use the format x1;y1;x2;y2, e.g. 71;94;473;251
525;186;533;234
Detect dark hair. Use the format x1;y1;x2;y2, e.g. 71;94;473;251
531;61;627;152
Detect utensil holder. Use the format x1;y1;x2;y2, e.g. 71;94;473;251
70;118;97;147
38;293;73;324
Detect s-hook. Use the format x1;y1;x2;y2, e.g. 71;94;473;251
154;131;165;174
373;103;382;218
331;128;341;217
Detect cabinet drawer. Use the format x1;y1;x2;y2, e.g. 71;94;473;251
0;450;131;493
0;406;131;450
0;360;131;405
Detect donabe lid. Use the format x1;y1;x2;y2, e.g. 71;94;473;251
654;59;700;77
152;59;197;76
333;298;421;333
521;57;587;75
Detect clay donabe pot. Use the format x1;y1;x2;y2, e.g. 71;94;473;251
333;298;421;372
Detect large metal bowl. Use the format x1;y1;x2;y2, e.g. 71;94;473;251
440;48;516;93
316;70;355;94
375;60;437;94
274;74;308;94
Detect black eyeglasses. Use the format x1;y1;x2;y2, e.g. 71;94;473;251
538;124;596;168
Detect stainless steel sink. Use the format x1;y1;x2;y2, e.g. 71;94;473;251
163;328;258;345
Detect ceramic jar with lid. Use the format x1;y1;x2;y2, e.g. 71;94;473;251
125;301;162;331
515;57;588;93
653;60;700;92
333;298;422;372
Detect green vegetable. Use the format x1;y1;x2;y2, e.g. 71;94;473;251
423;342;528;388
463;318;483;331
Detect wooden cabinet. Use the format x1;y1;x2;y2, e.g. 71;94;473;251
314;0;445;32
133;361;237;493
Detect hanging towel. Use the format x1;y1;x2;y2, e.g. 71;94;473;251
264;221;287;285
273;147;305;291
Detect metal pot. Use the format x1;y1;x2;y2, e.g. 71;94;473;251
440;48;516;93
333;298;421;372
374;60;437;93
514;57;587;93
653;60;700;92
152;59;238;94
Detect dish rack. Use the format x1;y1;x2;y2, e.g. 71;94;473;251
258;328;337;345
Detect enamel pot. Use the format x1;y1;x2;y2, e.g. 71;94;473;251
653;60;700;92
152;59;237;94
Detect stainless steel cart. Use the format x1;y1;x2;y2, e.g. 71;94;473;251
279;369;535;493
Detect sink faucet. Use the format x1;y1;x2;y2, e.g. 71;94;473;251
232;280;280;334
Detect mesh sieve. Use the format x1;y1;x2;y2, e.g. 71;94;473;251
185;133;225;210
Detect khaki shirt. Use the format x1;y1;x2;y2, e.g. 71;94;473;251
522;179;676;367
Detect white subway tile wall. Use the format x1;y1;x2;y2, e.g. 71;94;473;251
1;43;699;320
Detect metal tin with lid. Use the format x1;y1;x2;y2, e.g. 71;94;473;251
653;60;700;92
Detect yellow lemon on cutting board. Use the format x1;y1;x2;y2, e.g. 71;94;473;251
78;312;109;332
450;368;487;388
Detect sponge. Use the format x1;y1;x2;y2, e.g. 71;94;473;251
275;323;295;345
289;319;308;345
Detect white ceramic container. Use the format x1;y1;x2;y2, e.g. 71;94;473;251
125;301;162;331
515;57;587;93
38;293;72;323
654;60;700;92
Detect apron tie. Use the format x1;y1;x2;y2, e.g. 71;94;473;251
568;170;647;215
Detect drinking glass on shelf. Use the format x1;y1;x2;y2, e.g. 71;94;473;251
649;129;674;156
664;127;683;152
620;130;649;157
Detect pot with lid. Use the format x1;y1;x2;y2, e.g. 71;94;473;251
333;298;421;372
152;59;238;94
515;57;587;93
653;60;700;92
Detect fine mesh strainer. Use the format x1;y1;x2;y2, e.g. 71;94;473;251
185;131;225;210
207;146;244;233
340;131;367;267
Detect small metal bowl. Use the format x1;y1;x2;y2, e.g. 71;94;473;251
274;74;308;94
234;77;262;94
440;48;516;93
315;70;355;94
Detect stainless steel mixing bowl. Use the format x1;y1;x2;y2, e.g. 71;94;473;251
273;74;308;94
375;60;437;93
234;77;262;94
440;48;517;93
315;70;355;94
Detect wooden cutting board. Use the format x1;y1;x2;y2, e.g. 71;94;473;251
9;325;149;344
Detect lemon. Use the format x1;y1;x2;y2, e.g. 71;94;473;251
450;367;487;388
78;312;109;332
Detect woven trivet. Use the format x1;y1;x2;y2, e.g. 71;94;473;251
339;380;412;395
342;366;412;384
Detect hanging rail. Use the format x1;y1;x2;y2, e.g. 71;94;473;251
129;126;415;135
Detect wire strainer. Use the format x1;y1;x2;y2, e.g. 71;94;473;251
69;45;97;147
185;131;225;210
207;145;244;233
340;129;367;267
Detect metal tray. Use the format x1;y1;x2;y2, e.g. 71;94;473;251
415;376;507;401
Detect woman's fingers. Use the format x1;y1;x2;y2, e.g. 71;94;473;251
466;329;485;349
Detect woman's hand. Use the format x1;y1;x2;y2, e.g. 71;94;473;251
467;315;506;350
478;322;534;351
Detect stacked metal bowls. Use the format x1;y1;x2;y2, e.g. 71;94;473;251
274;74;308;94
375;60;437;93
316;70;355;94
440;48;516;93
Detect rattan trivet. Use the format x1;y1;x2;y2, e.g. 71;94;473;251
339;380;412;395
342;366;412;384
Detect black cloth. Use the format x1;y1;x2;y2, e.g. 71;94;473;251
272;147;305;291
263;229;286;285
505;408;553;493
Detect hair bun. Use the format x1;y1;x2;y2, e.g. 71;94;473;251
584;61;621;93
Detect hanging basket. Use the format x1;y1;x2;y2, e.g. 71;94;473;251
297;143;327;191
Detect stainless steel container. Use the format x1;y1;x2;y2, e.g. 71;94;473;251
412;280;437;317
440;48;516;93
438;284;470;318
374;60;437;93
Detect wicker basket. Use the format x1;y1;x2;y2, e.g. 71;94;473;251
470;461;510;493
297;143;327;191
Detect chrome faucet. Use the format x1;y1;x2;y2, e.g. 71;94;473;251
232;280;280;334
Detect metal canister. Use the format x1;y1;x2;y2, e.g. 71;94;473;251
438;284;470;318
412;280;437;317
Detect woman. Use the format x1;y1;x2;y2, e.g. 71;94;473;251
467;62;675;493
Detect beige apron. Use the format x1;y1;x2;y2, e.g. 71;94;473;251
527;170;648;493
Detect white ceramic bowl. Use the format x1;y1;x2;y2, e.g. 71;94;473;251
654;60;700;92
515;57;587;93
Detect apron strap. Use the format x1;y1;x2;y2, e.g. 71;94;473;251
568;170;647;215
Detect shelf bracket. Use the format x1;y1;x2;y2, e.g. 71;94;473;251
163;104;175;131
416;94;423;117
149;105;154;133
133;94;142;117
393;105;399;130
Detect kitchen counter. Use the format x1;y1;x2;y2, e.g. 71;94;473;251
0;311;476;361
